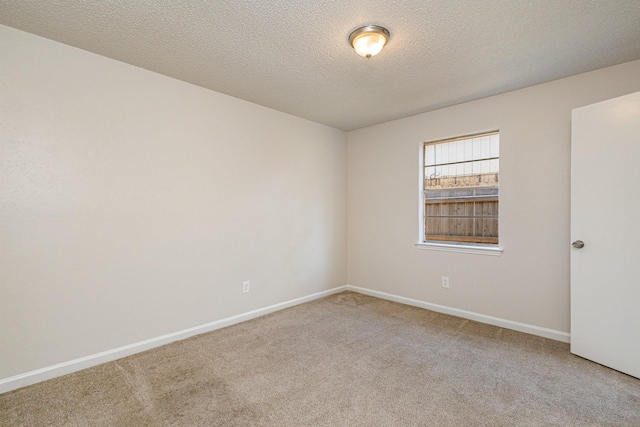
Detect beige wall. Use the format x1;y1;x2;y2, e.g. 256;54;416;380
0;25;347;379
347;59;640;334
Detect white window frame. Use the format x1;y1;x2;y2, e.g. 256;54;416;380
416;131;503;256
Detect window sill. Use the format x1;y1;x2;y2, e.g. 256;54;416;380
415;242;502;256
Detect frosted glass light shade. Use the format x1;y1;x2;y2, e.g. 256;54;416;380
349;25;390;58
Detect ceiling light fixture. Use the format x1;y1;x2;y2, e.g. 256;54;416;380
349;25;390;59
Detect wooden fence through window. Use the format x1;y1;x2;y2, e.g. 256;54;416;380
424;199;498;244
424;173;498;244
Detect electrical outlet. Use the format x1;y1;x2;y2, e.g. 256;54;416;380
442;277;450;288
243;281;250;293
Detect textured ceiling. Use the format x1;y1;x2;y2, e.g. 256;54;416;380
1;1;640;131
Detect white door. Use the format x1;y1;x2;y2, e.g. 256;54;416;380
571;91;640;379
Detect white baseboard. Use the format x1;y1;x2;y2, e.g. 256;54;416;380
346;285;571;343
0;284;570;394
0;285;348;394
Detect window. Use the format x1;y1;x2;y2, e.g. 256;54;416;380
422;132;499;246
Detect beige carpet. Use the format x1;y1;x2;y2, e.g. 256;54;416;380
1;291;639;426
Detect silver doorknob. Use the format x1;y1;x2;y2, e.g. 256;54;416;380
572;240;585;249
